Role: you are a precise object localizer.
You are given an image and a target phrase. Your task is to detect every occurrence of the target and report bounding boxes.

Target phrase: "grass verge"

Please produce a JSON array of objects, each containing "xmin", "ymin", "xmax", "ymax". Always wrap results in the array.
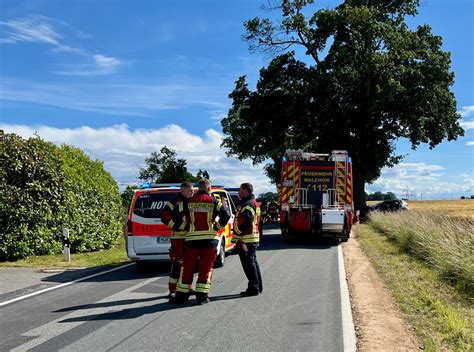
[
  {"xmin": 0, "ymin": 237, "xmax": 130, "ymax": 268},
  {"xmin": 370, "ymin": 210, "xmax": 473, "ymax": 296},
  {"xmin": 360, "ymin": 224, "xmax": 473, "ymax": 351}
]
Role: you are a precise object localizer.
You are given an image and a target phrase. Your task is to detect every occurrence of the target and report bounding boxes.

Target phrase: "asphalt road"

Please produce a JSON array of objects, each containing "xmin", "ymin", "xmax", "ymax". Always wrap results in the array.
[{"xmin": 0, "ymin": 226, "xmax": 345, "ymax": 352}]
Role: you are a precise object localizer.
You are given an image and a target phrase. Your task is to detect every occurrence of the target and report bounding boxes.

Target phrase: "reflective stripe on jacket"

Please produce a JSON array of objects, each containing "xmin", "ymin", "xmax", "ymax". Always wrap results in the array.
[
  {"xmin": 161, "ymin": 194, "xmax": 187, "ymax": 239},
  {"xmin": 173, "ymin": 191, "xmax": 230, "ymax": 243},
  {"xmin": 233, "ymin": 197, "xmax": 260, "ymax": 243}
]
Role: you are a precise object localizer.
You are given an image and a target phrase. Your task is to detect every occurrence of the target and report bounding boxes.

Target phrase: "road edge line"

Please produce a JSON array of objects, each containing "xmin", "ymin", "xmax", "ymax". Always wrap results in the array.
[
  {"xmin": 338, "ymin": 244, "xmax": 357, "ymax": 352},
  {"xmin": 0, "ymin": 263, "xmax": 134, "ymax": 307}
]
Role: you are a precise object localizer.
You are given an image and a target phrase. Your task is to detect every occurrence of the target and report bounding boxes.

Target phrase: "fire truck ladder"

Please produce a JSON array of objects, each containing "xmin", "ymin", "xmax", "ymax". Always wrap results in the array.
[{"xmin": 330, "ymin": 150, "xmax": 349, "ymax": 208}]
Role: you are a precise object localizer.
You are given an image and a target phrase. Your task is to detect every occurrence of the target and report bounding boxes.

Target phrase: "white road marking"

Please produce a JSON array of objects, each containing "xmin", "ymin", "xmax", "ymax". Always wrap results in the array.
[
  {"xmin": 11, "ymin": 276, "xmax": 160, "ymax": 352},
  {"xmin": 338, "ymin": 244, "xmax": 357, "ymax": 352},
  {"xmin": 0, "ymin": 263, "xmax": 134, "ymax": 307}
]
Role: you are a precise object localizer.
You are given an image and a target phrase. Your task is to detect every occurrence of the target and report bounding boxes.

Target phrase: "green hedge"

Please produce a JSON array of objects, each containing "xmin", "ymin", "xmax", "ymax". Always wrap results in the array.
[{"xmin": 0, "ymin": 132, "xmax": 123, "ymax": 261}]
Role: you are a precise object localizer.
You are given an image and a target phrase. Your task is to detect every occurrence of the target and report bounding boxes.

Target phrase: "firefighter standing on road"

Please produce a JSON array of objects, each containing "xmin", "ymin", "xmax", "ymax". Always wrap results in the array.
[
  {"xmin": 233, "ymin": 183, "xmax": 263, "ymax": 296},
  {"xmin": 160, "ymin": 182, "xmax": 193, "ymax": 298},
  {"xmin": 172, "ymin": 179, "xmax": 230, "ymax": 305},
  {"xmin": 267, "ymin": 200, "xmax": 279, "ymax": 222}
]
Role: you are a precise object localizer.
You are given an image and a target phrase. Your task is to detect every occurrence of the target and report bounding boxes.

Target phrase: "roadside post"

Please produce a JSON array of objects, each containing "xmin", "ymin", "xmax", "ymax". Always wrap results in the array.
[{"xmin": 63, "ymin": 228, "xmax": 70, "ymax": 262}]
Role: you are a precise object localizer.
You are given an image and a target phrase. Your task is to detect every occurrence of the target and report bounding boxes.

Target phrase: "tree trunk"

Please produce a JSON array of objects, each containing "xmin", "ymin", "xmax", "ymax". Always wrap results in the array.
[
  {"xmin": 352, "ymin": 168, "xmax": 367, "ymax": 220},
  {"xmin": 273, "ymin": 157, "xmax": 282, "ymax": 186}
]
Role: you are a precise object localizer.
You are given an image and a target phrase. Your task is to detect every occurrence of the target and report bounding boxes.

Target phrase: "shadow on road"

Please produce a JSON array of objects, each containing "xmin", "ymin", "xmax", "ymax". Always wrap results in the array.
[
  {"xmin": 210, "ymin": 293, "xmax": 242, "ymax": 301},
  {"xmin": 53, "ymin": 295, "xmax": 169, "ymax": 313},
  {"xmin": 258, "ymin": 233, "xmax": 337, "ymax": 251},
  {"xmin": 58, "ymin": 294, "xmax": 242, "ymax": 322},
  {"xmin": 40, "ymin": 262, "xmax": 171, "ymax": 284}
]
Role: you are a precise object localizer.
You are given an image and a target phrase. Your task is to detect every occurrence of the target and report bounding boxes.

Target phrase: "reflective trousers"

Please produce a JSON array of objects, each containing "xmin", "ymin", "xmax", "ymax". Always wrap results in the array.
[
  {"xmin": 177, "ymin": 245, "xmax": 216, "ymax": 298},
  {"xmin": 168, "ymin": 239, "xmax": 185, "ymax": 293}
]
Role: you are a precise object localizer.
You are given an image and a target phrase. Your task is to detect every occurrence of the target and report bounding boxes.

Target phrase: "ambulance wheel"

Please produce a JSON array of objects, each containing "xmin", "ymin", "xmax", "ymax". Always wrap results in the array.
[{"xmin": 214, "ymin": 239, "xmax": 226, "ymax": 268}]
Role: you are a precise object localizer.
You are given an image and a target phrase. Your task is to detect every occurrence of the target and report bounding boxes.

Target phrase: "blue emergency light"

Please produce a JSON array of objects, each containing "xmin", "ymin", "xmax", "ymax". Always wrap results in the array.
[{"xmin": 223, "ymin": 187, "xmax": 240, "ymax": 192}]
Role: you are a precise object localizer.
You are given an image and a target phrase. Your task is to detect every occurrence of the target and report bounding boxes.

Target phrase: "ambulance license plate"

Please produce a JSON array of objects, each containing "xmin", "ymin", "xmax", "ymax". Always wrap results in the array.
[{"xmin": 157, "ymin": 236, "xmax": 170, "ymax": 243}]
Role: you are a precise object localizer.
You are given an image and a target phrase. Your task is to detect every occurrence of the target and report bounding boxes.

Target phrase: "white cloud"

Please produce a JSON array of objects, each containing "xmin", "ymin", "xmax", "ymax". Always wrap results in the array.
[
  {"xmin": 0, "ymin": 15, "xmax": 121, "ymax": 76},
  {"xmin": 460, "ymin": 120, "xmax": 474, "ymax": 130},
  {"xmin": 466, "ymin": 141, "xmax": 474, "ymax": 146},
  {"xmin": 0, "ymin": 123, "xmax": 275, "ymax": 194},
  {"xmin": 54, "ymin": 54, "xmax": 122, "ymax": 76},
  {"xmin": 94, "ymin": 54, "xmax": 120, "ymax": 69},
  {"xmin": 0, "ymin": 15, "xmax": 61, "ymax": 45},
  {"xmin": 1, "ymin": 78, "xmax": 228, "ymax": 116},
  {"xmin": 75, "ymin": 30, "xmax": 92, "ymax": 40},
  {"xmin": 368, "ymin": 162, "xmax": 474, "ymax": 198},
  {"xmin": 209, "ymin": 110, "xmax": 228, "ymax": 125},
  {"xmin": 51, "ymin": 44, "xmax": 86, "ymax": 55},
  {"xmin": 458, "ymin": 105, "xmax": 474, "ymax": 118}
]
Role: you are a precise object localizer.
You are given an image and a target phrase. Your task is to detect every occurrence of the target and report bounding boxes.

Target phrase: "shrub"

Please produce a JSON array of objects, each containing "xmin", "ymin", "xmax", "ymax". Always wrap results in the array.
[
  {"xmin": 58, "ymin": 144, "xmax": 123, "ymax": 253},
  {"xmin": 0, "ymin": 133, "xmax": 122, "ymax": 261}
]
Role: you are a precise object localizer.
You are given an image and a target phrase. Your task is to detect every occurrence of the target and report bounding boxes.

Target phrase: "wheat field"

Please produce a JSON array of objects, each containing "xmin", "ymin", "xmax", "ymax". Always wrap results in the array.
[{"xmin": 406, "ymin": 200, "xmax": 474, "ymax": 218}]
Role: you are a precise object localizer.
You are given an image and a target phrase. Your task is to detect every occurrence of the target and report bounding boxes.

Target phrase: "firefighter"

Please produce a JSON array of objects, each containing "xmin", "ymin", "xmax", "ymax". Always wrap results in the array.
[
  {"xmin": 260, "ymin": 202, "xmax": 268, "ymax": 223},
  {"xmin": 160, "ymin": 182, "xmax": 193, "ymax": 298},
  {"xmin": 172, "ymin": 178, "xmax": 230, "ymax": 305},
  {"xmin": 267, "ymin": 200, "xmax": 279, "ymax": 222},
  {"xmin": 232, "ymin": 182, "xmax": 263, "ymax": 296}
]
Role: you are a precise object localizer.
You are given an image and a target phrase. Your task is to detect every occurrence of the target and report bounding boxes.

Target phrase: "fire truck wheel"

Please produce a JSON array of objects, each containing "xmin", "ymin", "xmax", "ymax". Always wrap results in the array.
[{"xmin": 214, "ymin": 239, "xmax": 226, "ymax": 268}]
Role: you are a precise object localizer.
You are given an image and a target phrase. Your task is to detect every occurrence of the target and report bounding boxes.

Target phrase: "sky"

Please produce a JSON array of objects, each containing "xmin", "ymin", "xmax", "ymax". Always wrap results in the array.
[{"xmin": 0, "ymin": 0, "xmax": 473, "ymax": 200}]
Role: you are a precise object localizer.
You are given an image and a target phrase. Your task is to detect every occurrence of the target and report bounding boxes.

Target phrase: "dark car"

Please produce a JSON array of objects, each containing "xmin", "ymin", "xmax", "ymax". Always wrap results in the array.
[{"xmin": 368, "ymin": 199, "xmax": 409, "ymax": 212}]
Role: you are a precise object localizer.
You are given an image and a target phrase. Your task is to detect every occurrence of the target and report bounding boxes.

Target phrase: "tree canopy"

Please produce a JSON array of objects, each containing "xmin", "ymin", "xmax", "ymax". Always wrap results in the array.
[
  {"xmin": 222, "ymin": 0, "xmax": 463, "ymax": 211},
  {"xmin": 366, "ymin": 191, "xmax": 397, "ymax": 201},
  {"xmin": 222, "ymin": 53, "xmax": 312, "ymax": 183},
  {"xmin": 121, "ymin": 184, "xmax": 140, "ymax": 209},
  {"xmin": 138, "ymin": 146, "xmax": 211, "ymax": 184},
  {"xmin": 139, "ymin": 146, "xmax": 196, "ymax": 183},
  {"xmin": 257, "ymin": 192, "xmax": 279, "ymax": 207}
]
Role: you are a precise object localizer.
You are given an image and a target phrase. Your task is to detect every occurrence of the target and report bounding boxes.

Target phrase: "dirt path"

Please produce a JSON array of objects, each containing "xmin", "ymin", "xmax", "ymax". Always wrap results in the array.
[{"xmin": 343, "ymin": 225, "xmax": 420, "ymax": 351}]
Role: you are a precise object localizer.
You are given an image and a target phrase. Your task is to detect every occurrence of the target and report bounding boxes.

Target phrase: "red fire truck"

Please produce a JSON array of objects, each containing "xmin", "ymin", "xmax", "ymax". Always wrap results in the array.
[{"xmin": 279, "ymin": 150, "xmax": 355, "ymax": 241}]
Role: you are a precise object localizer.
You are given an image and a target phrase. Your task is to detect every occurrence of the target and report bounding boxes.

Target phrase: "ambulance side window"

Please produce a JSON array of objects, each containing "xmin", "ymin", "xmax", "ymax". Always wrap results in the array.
[{"xmin": 220, "ymin": 192, "xmax": 236, "ymax": 216}]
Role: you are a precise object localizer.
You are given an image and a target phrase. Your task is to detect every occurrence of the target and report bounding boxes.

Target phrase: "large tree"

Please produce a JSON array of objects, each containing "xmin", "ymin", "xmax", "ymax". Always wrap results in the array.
[
  {"xmin": 222, "ymin": 0, "xmax": 463, "ymax": 212},
  {"xmin": 222, "ymin": 53, "xmax": 313, "ymax": 183}
]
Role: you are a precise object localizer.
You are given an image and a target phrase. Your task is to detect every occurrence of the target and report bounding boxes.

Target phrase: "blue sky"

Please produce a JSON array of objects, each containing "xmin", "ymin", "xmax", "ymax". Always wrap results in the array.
[{"xmin": 0, "ymin": 0, "xmax": 473, "ymax": 199}]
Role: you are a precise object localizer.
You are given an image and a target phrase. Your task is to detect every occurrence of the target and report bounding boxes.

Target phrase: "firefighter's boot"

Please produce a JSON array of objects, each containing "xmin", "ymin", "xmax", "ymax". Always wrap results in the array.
[
  {"xmin": 196, "ymin": 293, "xmax": 210, "ymax": 305},
  {"xmin": 240, "ymin": 289, "xmax": 259, "ymax": 297},
  {"xmin": 170, "ymin": 291, "xmax": 189, "ymax": 305}
]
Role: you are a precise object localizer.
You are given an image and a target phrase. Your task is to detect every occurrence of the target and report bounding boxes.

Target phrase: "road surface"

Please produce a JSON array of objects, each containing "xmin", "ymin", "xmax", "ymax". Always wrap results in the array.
[{"xmin": 0, "ymin": 226, "xmax": 347, "ymax": 351}]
